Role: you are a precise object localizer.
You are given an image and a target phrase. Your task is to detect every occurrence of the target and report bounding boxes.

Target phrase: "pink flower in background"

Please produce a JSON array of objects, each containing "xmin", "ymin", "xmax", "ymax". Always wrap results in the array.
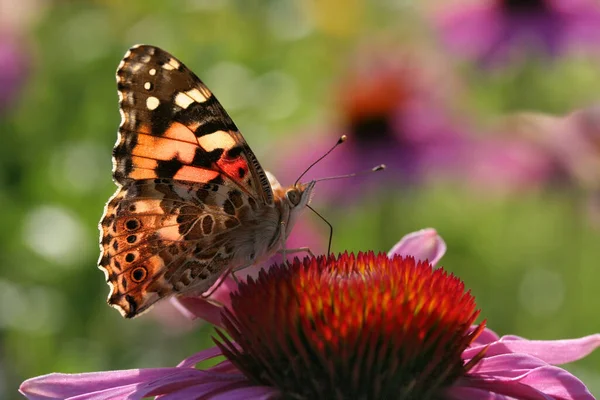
[
  {"xmin": 461, "ymin": 136, "xmax": 564, "ymax": 196},
  {"xmin": 0, "ymin": 34, "xmax": 28, "ymax": 114},
  {"xmin": 544, "ymin": 106, "xmax": 600, "ymax": 226},
  {"xmin": 19, "ymin": 229, "xmax": 600, "ymax": 399},
  {"xmin": 272, "ymin": 49, "xmax": 467, "ymax": 203},
  {"xmin": 550, "ymin": 105, "xmax": 600, "ymax": 190},
  {"xmin": 436, "ymin": 0, "xmax": 600, "ymax": 66}
]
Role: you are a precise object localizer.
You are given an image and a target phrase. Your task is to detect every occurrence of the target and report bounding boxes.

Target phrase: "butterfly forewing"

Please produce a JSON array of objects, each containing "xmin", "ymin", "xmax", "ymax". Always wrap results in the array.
[{"xmin": 113, "ymin": 45, "xmax": 272, "ymax": 203}]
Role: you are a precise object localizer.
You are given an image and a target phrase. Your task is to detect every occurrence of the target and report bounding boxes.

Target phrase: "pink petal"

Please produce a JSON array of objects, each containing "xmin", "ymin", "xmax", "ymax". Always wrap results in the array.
[
  {"xmin": 127, "ymin": 369, "xmax": 218, "ymax": 400},
  {"xmin": 171, "ymin": 273, "xmax": 241, "ymax": 327},
  {"xmin": 387, "ymin": 228, "xmax": 446, "ymax": 266},
  {"xmin": 155, "ymin": 382, "xmax": 259, "ymax": 400},
  {"xmin": 463, "ymin": 334, "xmax": 600, "ymax": 365},
  {"xmin": 467, "ymin": 353, "xmax": 548, "ymax": 378},
  {"xmin": 19, "ymin": 368, "xmax": 194, "ymax": 400},
  {"xmin": 444, "ymin": 386, "xmax": 516, "ymax": 400},
  {"xmin": 210, "ymin": 385, "xmax": 280, "ymax": 400},
  {"xmin": 172, "ymin": 296, "xmax": 227, "ymax": 327},
  {"xmin": 455, "ymin": 365, "xmax": 594, "ymax": 400},
  {"xmin": 176, "ymin": 346, "xmax": 225, "ymax": 368},
  {"xmin": 470, "ymin": 327, "xmax": 501, "ymax": 347},
  {"xmin": 130, "ymin": 370, "xmax": 250, "ymax": 400}
]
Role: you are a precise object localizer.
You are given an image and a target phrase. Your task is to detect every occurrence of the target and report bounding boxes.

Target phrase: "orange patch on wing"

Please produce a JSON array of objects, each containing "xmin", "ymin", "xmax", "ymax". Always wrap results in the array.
[
  {"xmin": 133, "ymin": 133, "xmax": 197, "ymax": 163},
  {"xmin": 138, "ymin": 123, "xmax": 152, "ymax": 134},
  {"xmin": 163, "ymin": 122, "xmax": 198, "ymax": 144},
  {"xmin": 129, "ymin": 169, "xmax": 159, "ymax": 180},
  {"xmin": 131, "ymin": 155, "xmax": 158, "ymax": 170},
  {"xmin": 173, "ymin": 166, "xmax": 219, "ymax": 182}
]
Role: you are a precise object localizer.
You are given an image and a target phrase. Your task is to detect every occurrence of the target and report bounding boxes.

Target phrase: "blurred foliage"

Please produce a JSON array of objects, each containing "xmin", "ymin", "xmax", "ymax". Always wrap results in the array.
[{"xmin": 2, "ymin": 0, "xmax": 600, "ymax": 399}]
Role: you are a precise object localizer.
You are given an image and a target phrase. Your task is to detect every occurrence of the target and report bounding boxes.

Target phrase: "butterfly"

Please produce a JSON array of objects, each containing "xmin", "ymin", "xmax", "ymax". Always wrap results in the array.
[{"xmin": 98, "ymin": 45, "xmax": 316, "ymax": 318}]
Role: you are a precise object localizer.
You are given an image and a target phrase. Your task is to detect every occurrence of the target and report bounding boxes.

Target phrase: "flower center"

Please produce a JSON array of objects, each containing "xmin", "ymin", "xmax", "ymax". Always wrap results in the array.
[
  {"xmin": 338, "ymin": 70, "xmax": 408, "ymax": 146},
  {"xmin": 217, "ymin": 253, "xmax": 486, "ymax": 400},
  {"xmin": 501, "ymin": 0, "xmax": 548, "ymax": 14}
]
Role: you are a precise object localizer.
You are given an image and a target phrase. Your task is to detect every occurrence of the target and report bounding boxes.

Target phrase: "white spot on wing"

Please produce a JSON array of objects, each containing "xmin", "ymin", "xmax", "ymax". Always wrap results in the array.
[
  {"xmin": 174, "ymin": 92, "xmax": 195, "ymax": 109},
  {"xmin": 146, "ymin": 96, "xmax": 160, "ymax": 110},
  {"xmin": 187, "ymin": 88, "xmax": 210, "ymax": 103},
  {"xmin": 144, "ymin": 82, "xmax": 152, "ymax": 90},
  {"xmin": 149, "ymin": 68, "xmax": 157, "ymax": 76},
  {"xmin": 162, "ymin": 60, "xmax": 176, "ymax": 71},
  {"xmin": 169, "ymin": 58, "xmax": 180, "ymax": 69},
  {"xmin": 197, "ymin": 131, "xmax": 236, "ymax": 152}
]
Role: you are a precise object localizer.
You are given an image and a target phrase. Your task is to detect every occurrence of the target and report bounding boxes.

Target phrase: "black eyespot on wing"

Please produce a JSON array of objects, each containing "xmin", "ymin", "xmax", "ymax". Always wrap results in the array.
[
  {"xmin": 126, "ymin": 219, "xmax": 140, "ymax": 231},
  {"xmin": 131, "ymin": 266, "xmax": 147, "ymax": 282}
]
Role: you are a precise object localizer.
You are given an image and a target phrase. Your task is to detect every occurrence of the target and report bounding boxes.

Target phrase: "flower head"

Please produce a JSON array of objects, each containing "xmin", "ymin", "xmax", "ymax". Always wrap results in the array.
[
  {"xmin": 436, "ymin": 0, "xmax": 600, "ymax": 66},
  {"xmin": 216, "ymin": 252, "xmax": 485, "ymax": 399}
]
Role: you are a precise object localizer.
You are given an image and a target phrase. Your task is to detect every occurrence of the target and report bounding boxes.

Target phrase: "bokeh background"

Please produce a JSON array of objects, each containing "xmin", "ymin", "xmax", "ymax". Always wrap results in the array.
[{"xmin": 3, "ymin": 0, "xmax": 600, "ymax": 398}]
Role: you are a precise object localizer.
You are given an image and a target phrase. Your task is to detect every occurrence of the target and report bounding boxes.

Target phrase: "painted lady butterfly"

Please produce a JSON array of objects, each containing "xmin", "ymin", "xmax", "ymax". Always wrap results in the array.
[{"xmin": 99, "ymin": 45, "xmax": 315, "ymax": 318}]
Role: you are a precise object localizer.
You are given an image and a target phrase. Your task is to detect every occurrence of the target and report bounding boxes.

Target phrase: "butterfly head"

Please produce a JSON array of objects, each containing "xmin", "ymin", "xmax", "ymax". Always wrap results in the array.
[
  {"xmin": 267, "ymin": 171, "xmax": 315, "ymax": 226},
  {"xmin": 284, "ymin": 180, "xmax": 316, "ymax": 210}
]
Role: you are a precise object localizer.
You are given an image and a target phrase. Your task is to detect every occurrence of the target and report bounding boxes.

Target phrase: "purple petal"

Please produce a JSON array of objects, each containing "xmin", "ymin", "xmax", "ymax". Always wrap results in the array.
[
  {"xmin": 470, "ymin": 326, "xmax": 501, "ymax": 346},
  {"xmin": 130, "ymin": 369, "xmax": 249, "ymax": 400},
  {"xmin": 210, "ymin": 385, "xmax": 280, "ymax": 400},
  {"xmin": 444, "ymin": 386, "xmax": 516, "ymax": 400},
  {"xmin": 176, "ymin": 346, "xmax": 225, "ymax": 368},
  {"xmin": 172, "ymin": 296, "xmax": 227, "ymax": 327},
  {"xmin": 454, "ymin": 365, "xmax": 594, "ymax": 400},
  {"xmin": 387, "ymin": 228, "xmax": 446, "ymax": 266},
  {"xmin": 19, "ymin": 368, "xmax": 194, "ymax": 400},
  {"xmin": 467, "ymin": 353, "xmax": 548, "ymax": 377},
  {"xmin": 463, "ymin": 334, "xmax": 600, "ymax": 365}
]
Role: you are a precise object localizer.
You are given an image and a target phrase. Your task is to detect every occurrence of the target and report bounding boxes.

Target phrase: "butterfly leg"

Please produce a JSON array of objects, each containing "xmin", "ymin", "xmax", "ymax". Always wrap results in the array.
[
  {"xmin": 279, "ymin": 221, "xmax": 288, "ymax": 260},
  {"xmin": 277, "ymin": 247, "xmax": 315, "ymax": 258},
  {"xmin": 230, "ymin": 271, "xmax": 241, "ymax": 284}
]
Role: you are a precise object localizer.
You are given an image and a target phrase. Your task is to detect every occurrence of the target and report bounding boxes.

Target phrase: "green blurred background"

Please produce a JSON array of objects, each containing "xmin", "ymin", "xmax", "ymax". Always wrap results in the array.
[{"xmin": 2, "ymin": 0, "xmax": 600, "ymax": 398}]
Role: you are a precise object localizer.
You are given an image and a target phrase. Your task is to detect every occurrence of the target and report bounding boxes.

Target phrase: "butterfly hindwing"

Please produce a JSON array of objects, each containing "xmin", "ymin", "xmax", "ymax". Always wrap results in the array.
[
  {"xmin": 99, "ymin": 179, "xmax": 257, "ymax": 317},
  {"xmin": 114, "ymin": 45, "xmax": 273, "ymax": 204}
]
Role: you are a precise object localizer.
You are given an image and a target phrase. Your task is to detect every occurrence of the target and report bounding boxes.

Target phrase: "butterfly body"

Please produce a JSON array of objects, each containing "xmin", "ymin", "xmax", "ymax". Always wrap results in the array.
[{"xmin": 99, "ymin": 45, "xmax": 314, "ymax": 318}]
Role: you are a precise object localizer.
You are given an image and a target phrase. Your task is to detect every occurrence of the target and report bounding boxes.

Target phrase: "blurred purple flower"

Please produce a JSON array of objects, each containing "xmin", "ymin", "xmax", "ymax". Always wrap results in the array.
[
  {"xmin": 20, "ymin": 229, "xmax": 600, "ymax": 399},
  {"xmin": 272, "ymin": 50, "xmax": 467, "ymax": 203},
  {"xmin": 550, "ymin": 105, "xmax": 600, "ymax": 190},
  {"xmin": 460, "ymin": 136, "xmax": 564, "ymax": 195},
  {"xmin": 436, "ymin": 0, "xmax": 600, "ymax": 66},
  {"xmin": 0, "ymin": 34, "xmax": 28, "ymax": 113},
  {"xmin": 543, "ymin": 106, "xmax": 600, "ymax": 226}
]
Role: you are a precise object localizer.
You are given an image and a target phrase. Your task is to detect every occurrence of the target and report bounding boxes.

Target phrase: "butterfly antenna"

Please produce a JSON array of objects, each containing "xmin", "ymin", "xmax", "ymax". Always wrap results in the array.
[
  {"xmin": 295, "ymin": 135, "xmax": 348, "ymax": 186},
  {"xmin": 314, "ymin": 164, "xmax": 386, "ymax": 183},
  {"xmin": 307, "ymin": 205, "xmax": 333, "ymax": 254}
]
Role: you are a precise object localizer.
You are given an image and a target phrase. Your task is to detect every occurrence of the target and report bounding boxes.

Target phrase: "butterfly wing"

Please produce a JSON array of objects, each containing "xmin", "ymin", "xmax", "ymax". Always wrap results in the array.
[
  {"xmin": 113, "ymin": 44, "xmax": 273, "ymax": 202},
  {"xmin": 99, "ymin": 45, "xmax": 275, "ymax": 318}
]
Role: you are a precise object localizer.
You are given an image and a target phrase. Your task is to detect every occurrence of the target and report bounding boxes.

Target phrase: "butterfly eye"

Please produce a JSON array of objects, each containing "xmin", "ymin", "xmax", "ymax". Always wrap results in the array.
[{"xmin": 286, "ymin": 189, "xmax": 301, "ymax": 206}]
